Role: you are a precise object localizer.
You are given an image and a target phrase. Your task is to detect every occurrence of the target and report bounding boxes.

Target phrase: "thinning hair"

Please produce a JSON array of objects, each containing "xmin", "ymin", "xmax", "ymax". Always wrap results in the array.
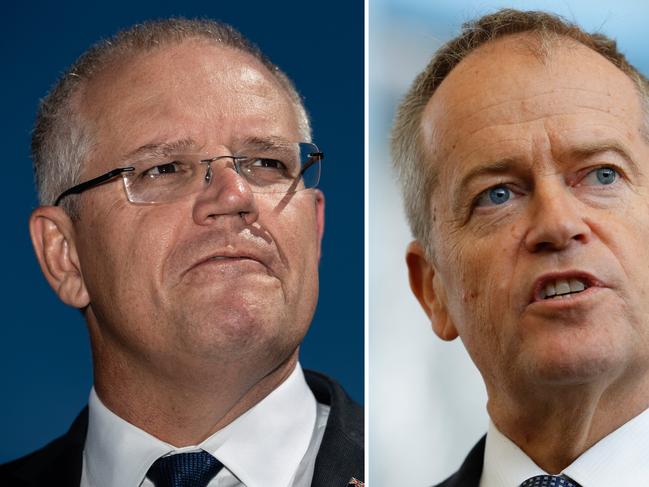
[
  {"xmin": 32, "ymin": 17, "xmax": 310, "ymax": 215},
  {"xmin": 391, "ymin": 8, "xmax": 649, "ymax": 257}
]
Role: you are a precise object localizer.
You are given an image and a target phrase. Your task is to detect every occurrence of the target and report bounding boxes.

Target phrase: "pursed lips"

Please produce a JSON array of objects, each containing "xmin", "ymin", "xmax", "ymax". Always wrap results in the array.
[{"xmin": 183, "ymin": 250, "xmax": 275, "ymax": 278}]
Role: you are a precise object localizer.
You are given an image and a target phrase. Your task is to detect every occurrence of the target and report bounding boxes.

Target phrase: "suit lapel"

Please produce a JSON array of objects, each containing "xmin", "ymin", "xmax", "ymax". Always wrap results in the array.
[
  {"xmin": 305, "ymin": 370, "xmax": 364, "ymax": 487},
  {"xmin": 3, "ymin": 407, "xmax": 87, "ymax": 486},
  {"xmin": 434, "ymin": 436, "xmax": 485, "ymax": 487}
]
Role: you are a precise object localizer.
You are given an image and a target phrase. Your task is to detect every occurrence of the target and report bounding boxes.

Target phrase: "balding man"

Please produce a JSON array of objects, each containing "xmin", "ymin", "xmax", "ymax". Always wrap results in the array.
[
  {"xmin": 1, "ymin": 18, "xmax": 363, "ymax": 487},
  {"xmin": 393, "ymin": 9, "xmax": 649, "ymax": 487}
]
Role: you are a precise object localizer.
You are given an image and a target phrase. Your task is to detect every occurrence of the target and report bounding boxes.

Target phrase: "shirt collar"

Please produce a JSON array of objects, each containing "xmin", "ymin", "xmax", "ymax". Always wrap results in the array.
[
  {"xmin": 84, "ymin": 363, "xmax": 317, "ymax": 487},
  {"xmin": 481, "ymin": 407, "xmax": 649, "ymax": 487},
  {"xmin": 563, "ymin": 406, "xmax": 649, "ymax": 486},
  {"xmin": 481, "ymin": 420, "xmax": 545, "ymax": 487}
]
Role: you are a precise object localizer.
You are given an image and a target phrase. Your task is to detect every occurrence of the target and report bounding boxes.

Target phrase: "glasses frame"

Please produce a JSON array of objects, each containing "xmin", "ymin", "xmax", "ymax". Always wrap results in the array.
[{"xmin": 53, "ymin": 144, "xmax": 324, "ymax": 206}]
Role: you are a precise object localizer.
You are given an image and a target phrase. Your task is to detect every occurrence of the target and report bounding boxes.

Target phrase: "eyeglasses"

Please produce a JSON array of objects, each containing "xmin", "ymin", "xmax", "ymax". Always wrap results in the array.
[{"xmin": 54, "ymin": 142, "xmax": 323, "ymax": 206}]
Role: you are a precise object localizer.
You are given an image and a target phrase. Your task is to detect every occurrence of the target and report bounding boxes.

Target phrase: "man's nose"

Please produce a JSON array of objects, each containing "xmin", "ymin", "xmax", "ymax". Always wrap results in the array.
[
  {"xmin": 523, "ymin": 184, "xmax": 591, "ymax": 253},
  {"xmin": 192, "ymin": 162, "xmax": 259, "ymax": 226}
]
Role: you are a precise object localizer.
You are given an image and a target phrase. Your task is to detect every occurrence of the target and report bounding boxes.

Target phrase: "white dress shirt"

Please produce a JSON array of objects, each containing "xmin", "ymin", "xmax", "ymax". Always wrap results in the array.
[
  {"xmin": 480, "ymin": 407, "xmax": 649, "ymax": 486},
  {"xmin": 81, "ymin": 363, "xmax": 330, "ymax": 487}
]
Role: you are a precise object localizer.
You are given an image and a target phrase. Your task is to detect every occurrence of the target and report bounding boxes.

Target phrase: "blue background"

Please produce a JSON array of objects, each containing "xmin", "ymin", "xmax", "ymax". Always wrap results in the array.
[{"xmin": 1, "ymin": 0, "xmax": 363, "ymax": 462}]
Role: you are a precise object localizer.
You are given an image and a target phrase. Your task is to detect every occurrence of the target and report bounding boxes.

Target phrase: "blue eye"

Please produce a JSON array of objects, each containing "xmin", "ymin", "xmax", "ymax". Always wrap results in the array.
[
  {"xmin": 592, "ymin": 167, "xmax": 617, "ymax": 185},
  {"xmin": 580, "ymin": 166, "xmax": 618, "ymax": 186},
  {"xmin": 475, "ymin": 185, "xmax": 512, "ymax": 207}
]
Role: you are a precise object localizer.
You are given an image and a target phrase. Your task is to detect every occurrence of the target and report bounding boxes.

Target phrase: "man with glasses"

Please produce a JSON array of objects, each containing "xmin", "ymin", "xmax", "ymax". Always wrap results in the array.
[{"xmin": 1, "ymin": 18, "xmax": 362, "ymax": 487}]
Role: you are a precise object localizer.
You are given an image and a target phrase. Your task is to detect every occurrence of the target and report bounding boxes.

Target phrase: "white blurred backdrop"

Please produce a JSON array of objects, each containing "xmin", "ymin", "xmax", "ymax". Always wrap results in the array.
[{"xmin": 369, "ymin": 1, "xmax": 649, "ymax": 485}]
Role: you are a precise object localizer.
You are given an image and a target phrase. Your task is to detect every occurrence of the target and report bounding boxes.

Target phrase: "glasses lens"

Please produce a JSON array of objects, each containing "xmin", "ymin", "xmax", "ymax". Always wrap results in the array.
[
  {"xmin": 121, "ymin": 142, "xmax": 323, "ymax": 203},
  {"xmin": 298, "ymin": 142, "xmax": 322, "ymax": 192},
  {"xmin": 236, "ymin": 142, "xmax": 322, "ymax": 194},
  {"xmin": 123, "ymin": 155, "xmax": 203, "ymax": 204}
]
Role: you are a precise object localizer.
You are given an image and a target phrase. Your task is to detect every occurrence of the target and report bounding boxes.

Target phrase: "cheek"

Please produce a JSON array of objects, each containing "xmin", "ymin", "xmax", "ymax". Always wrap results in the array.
[
  {"xmin": 80, "ymin": 211, "xmax": 175, "ymax": 311},
  {"xmin": 268, "ymin": 194, "xmax": 319, "ymax": 257},
  {"xmin": 440, "ymin": 222, "xmax": 522, "ymax": 359},
  {"xmin": 266, "ymin": 196, "xmax": 320, "ymax": 305},
  {"xmin": 593, "ymin": 203, "xmax": 649, "ymax": 323},
  {"xmin": 444, "ymin": 223, "xmax": 518, "ymax": 306}
]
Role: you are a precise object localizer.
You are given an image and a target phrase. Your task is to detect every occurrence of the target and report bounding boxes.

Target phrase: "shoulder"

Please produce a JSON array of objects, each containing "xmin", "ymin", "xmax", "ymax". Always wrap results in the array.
[
  {"xmin": 304, "ymin": 369, "xmax": 363, "ymax": 444},
  {"xmin": 304, "ymin": 370, "xmax": 364, "ymax": 486},
  {"xmin": 0, "ymin": 408, "xmax": 88, "ymax": 487},
  {"xmin": 433, "ymin": 436, "xmax": 485, "ymax": 487}
]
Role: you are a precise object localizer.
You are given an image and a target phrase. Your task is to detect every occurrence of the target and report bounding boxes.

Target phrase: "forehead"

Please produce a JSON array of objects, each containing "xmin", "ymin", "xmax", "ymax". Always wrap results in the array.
[
  {"xmin": 79, "ymin": 39, "xmax": 302, "ymax": 168},
  {"xmin": 420, "ymin": 34, "xmax": 645, "ymax": 183}
]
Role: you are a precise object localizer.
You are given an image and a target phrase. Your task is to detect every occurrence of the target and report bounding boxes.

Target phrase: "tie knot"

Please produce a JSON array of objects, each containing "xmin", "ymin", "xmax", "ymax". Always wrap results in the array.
[
  {"xmin": 147, "ymin": 450, "xmax": 223, "ymax": 487},
  {"xmin": 520, "ymin": 475, "xmax": 581, "ymax": 487}
]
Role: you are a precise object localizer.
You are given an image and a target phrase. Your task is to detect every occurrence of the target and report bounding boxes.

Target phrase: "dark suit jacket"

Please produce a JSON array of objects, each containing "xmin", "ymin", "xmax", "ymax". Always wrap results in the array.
[
  {"xmin": 433, "ymin": 436, "xmax": 485, "ymax": 487},
  {"xmin": 0, "ymin": 370, "xmax": 364, "ymax": 487}
]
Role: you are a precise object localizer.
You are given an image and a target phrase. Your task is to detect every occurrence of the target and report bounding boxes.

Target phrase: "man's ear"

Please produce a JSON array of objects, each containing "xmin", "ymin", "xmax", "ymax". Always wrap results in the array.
[
  {"xmin": 29, "ymin": 206, "xmax": 90, "ymax": 309},
  {"xmin": 406, "ymin": 240, "xmax": 459, "ymax": 341},
  {"xmin": 314, "ymin": 190, "xmax": 325, "ymax": 262}
]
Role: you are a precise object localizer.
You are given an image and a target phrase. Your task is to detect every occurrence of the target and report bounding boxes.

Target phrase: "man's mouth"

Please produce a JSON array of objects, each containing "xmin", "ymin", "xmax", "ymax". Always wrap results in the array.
[
  {"xmin": 203, "ymin": 255, "xmax": 263, "ymax": 267},
  {"xmin": 531, "ymin": 272, "xmax": 602, "ymax": 303},
  {"xmin": 538, "ymin": 278, "xmax": 589, "ymax": 300},
  {"xmin": 182, "ymin": 253, "xmax": 266, "ymax": 277}
]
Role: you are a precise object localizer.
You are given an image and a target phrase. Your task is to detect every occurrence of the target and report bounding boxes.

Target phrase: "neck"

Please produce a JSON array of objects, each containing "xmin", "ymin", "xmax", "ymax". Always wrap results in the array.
[
  {"xmin": 487, "ymin": 372, "xmax": 649, "ymax": 473},
  {"xmin": 92, "ymin": 341, "xmax": 299, "ymax": 447}
]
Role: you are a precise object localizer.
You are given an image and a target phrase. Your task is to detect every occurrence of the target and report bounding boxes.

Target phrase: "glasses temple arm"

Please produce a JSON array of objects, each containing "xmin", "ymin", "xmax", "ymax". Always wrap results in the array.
[
  {"xmin": 54, "ymin": 167, "xmax": 135, "ymax": 206},
  {"xmin": 299, "ymin": 152, "xmax": 324, "ymax": 176}
]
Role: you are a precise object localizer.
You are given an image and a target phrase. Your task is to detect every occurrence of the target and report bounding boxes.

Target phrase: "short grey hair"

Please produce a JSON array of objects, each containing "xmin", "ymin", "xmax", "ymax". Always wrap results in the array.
[
  {"xmin": 32, "ymin": 17, "xmax": 311, "ymax": 215},
  {"xmin": 391, "ymin": 8, "xmax": 649, "ymax": 256}
]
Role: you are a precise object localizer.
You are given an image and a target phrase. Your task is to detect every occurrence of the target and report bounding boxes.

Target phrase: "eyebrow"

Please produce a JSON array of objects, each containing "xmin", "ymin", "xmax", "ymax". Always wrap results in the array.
[
  {"xmin": 565, "ymin": 141, "xmax": 640, "ymax": 176},
  {"xmin": 237, "ymin": 135, "xmax": 294, "ymax": 152},
  {"xmin": 119, "ymin": 135, "xmax": 297, "ymax": 164},
  {"xmin": 121, "ymin": 137, "xmax": 200, "ymax": 163}
]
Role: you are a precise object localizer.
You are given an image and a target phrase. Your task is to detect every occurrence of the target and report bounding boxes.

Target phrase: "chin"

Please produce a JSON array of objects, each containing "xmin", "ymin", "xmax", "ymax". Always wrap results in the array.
[
  {"xmin": 525, "ymin": 345, "xmax": 625, "ymax": 386},
  {"xmin": 185, "ymin": 309, "xmax": 274, "ymax": 349},
  {"xmin": 511, "ymin": 314, "xmax": 636, "ymax": 386},
  {"xmin": 177, "ymin": 302, "xmax": 303, "ymax": 363}
]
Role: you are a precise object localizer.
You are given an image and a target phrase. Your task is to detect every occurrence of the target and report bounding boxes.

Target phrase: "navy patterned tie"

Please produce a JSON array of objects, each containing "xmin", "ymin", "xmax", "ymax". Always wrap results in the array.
[
  {"xmin": 520, "ymin": 475, "xmax": 581, "ymax": 487},
  {"xmin": 146, "ymin": 451, "xmax": 223, "ymax": 487}
]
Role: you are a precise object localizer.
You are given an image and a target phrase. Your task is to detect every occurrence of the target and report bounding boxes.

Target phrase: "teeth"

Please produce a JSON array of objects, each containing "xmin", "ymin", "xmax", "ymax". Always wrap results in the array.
[
  {"xmin": 569, "ymin": 278, "xmax": 585, "ymax": 293},
  {"xmin": 540, "ymin": 277, "xmax": 588, "ymax": 299},
  {"xmin": 544, "ymin": 282, "xmax": 556, "ymax": 298},
  {"xmin": 556, "ymin": 279, "xmax": 570, "ymax": 295}
]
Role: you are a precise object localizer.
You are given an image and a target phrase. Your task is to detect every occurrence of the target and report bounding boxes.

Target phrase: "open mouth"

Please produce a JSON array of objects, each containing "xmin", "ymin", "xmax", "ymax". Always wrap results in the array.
[{"xmin": 538, "ymin": 277, "xmax": 590, "ymax": 300}]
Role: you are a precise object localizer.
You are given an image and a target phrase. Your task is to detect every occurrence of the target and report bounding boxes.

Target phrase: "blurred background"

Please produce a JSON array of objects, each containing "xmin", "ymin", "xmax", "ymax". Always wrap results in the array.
[
  {"xmin": 369, "ymin": 0, "xmax": 649, "ymax": 485},
  {"xmin": 1, "ymin": 0, "xmax": 362, "ymax": 462}
]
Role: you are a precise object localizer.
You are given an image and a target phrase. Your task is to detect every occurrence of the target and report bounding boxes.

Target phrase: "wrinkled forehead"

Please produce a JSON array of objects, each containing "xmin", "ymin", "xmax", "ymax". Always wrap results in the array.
[
  {"xmin": 419, "ymin": 34, "xmax": 645, "ymax": 187},
  {"xmin": 75, "ymin": 39, "xmax": 306, "ymax": 172}
]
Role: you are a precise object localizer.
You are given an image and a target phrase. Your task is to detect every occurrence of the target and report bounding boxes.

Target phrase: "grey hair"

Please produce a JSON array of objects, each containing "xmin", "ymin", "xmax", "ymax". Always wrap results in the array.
[
  {"xmin": 32, "ymin": 17, "xmax": 311, "ymax": 215},
  {"xmin": 391, "ymin": 8, "xmax": 649, "ymax": 257}
]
